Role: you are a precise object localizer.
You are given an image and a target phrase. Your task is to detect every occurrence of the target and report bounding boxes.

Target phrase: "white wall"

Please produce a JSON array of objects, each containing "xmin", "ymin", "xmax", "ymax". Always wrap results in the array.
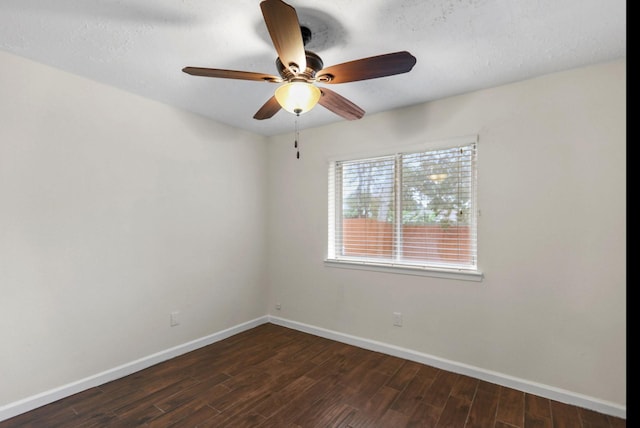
[
  {"xmin": 0, "ymin": 50, "xmax": 269, "ymax": 406},
  {"xmin": 267, "ymin": 59, "xmax": 626, "ymax": 410}
]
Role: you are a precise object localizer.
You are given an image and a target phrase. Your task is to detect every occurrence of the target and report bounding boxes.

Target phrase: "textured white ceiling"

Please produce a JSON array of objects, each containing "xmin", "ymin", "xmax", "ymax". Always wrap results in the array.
[{"xmin": 0, "ymin": 0, "xmax": 626, "ymax": 136}]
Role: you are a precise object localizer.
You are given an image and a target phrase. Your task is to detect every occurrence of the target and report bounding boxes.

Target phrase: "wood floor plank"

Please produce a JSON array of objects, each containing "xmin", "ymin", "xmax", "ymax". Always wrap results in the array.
[
  {"xmin": 112, "ymin": 377, "xmax": 198, "ymax": 416},
  {"xmin": 308, "ymin": 341, "xmax": 353, "ymax": 366},
  {"xmin": 69, "ymin": 388, "xmax": 115, "ymax": 414},
  {"xmin": 87, "ymin": 383, "xmax": 158, "ymax": 415},
  {"xmin": 450, "ymin": 374, "xmax": 479, "ymax": 403},
  {"xmin": 73, "ymin": 411, "xmax": 120, "ymax": 428},
  {"xmin": 0, "ymin": 324, "xmax": 625, "ymax": 428},
  {"xmin": 608, "ymin": 415, "xmax": 627, "ymax": 428},
  {"xmin": 342, "ymin": 369, "xmax": 390, "ymax": 410},
  {"xmin": 422, "ymin": 370, "xmax": 459, "ymax": 409},
  {"xmin": 292, "ymin": 388, "xmax": 353, "ymax": 426},
  {"xmin": 524, "ymin": 393, "xmax": 552, "ymax": 428},
  {"xmin": 344, "ymin": 385, "xmax": 400, "ymax": 427},
  {"xmin": 495, "ymin": 422, "xmax": 519, "ymax": 428},
  {"xmin": 579, "ymin": 407, "xmax": 614, "ymax": 428},
  {"xmin": 253, "ymin": 355, "xmax": 318, "ymax": 390},
  {"xmin": 378, "ymin": 408, "xmax": 411, "ymax": 427},
  {"xmin": 206, "ymin": 408, "xmax": 267, "ymax": 428},
  {"xmin": 390, "ymin": 365, "xmax": 436, "ymax": 416},
  {"xmin": 407, "ymin": 401, "xmax": 443, "ymax": 428},
  {"xmin": 550, "ymin": 400, "xmax": 583, "ymax": 428},
  {"xmin": 208, "ymin": 374, "xmax": 271, "ymax": 414},
  {"xmin": 251, "ymin": 375, "xmax": 318, "ymax": 419},
  {"xmin": 387, "ymin": 360, "xmax": 423, "ymax": 391},
  {"xmin": 153, "ymin": 373, "xmax": 230, "ymax": 413},
  {"xmin": 337, "ymin": 349, "xmax": 387, "ymax": 386},
  {"xmin": 524, "ymin": 412, "xmax": 553, "ymax": 428},
  {"xmin": 202, "ymin": 390, "xmax": 272, "ymax": 427},
  {"xmin": 375, "ymin": 353, "xmax": 409, "ymax": 377},
  {"xmin": 477, "ymin": 379, "xmax": 501, "ymax": 396},
  {"xmin": 324, "ymin": 405, "xmax": 358, "ymax": 428},
  {"xmin": 436, "ymin": 395, "xmax": 472, "ymax": 428},
  {"xmin": 145, "ymin": 398, "xmax": 217, "ymax": 427},
  {"xmin": 496, "ymin": 386, "xmax": 525, "ymax": 427},
  {"xmin": 465, "ymin": 388, "xmax": 500, "ymax": 428},
  {"xmin": 525, "ymin": 393, "xmax": 552, "ymax": 419},
  {"xmin": 112, "ymin": 403, "xmax": 164, "ymax": 426},
  {"xmin": 259, "ymin": 373, "xmax": 344, "ymax": 426}
]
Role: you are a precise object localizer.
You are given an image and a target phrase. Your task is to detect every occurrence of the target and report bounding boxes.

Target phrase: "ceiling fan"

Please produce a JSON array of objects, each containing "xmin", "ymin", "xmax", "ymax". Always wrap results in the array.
[{"xmin": 182, "ymin": 0, "xmax": 417, "ymax": 121}]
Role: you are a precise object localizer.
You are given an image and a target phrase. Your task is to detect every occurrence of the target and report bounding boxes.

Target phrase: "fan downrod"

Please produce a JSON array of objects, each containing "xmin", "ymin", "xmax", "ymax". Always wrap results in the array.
[{"xmin": 301, "ymin": 26, "xmax": 312, "ymax": 46}]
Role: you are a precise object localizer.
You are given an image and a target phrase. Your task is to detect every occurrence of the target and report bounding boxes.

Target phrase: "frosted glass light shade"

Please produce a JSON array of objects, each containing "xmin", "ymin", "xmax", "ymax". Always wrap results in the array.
[{"xmin": 274, "ymin": 82, "xmax": 321, "ymax": 115}]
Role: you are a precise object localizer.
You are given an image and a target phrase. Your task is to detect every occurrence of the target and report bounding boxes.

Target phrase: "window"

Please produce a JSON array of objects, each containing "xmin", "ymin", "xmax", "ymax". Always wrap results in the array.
[{"xmin": 327, "ymin": 136, "xmax": 480, "ymax": 279}]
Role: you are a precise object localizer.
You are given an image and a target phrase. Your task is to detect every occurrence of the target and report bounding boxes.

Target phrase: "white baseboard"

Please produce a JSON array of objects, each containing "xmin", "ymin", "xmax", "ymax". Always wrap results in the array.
[
  {"xmin": 0, "ymin": 316, "xmax": 269, "ymax": 422},
  {"xmin": 1, "ymin": 315, "xmax": 625, "ymax": 422},
  {"xmin": 268, "ymin": 316, "xmax": 626, "ymax": 420}
]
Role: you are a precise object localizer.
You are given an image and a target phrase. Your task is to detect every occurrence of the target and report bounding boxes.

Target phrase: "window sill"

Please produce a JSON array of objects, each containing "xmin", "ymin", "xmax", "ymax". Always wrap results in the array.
[{"xmin": 324, "ymin": 259, "xmax": 484, "ymax": 282}]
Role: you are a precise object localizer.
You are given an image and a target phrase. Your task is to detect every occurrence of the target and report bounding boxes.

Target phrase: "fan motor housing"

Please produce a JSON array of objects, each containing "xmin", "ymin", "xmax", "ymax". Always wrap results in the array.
[{"xmin": 277, "ymin": 51, "xmax": 324, "ymax": 82}]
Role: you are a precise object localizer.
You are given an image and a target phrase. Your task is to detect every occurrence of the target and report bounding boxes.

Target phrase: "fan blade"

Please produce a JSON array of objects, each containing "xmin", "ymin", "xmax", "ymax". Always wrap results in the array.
[
  {"xmin": 182, "ymin": 67, "xmax": 281, "ymax": 83},
  {"xmin": 318, "ymin": 88, "xmax": 365, "ymax": 120},
  {"xmin": 316, "ymin": 51, "xmax": 417, "ymax": 84},
  {"xmin": 260, "ymin": 0, "xmax": 306, "ymax": 74},
  {"xmin": 253, "ymin": 96, "xmax": 282, "ymax": 120}
]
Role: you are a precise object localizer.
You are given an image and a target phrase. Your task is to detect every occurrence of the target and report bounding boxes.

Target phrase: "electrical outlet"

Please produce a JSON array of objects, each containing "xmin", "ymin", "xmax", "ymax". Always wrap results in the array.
[
  {"xmin": 170, "ymin": 311, "xmax": 180, "ymax": 327},
  {"xmin": 275, "ymin": 303, "xmax": 282, "ymax": 311},
  {"xmin": 393, "ymin": 312, "xmax": 403, "ymax": 327}
]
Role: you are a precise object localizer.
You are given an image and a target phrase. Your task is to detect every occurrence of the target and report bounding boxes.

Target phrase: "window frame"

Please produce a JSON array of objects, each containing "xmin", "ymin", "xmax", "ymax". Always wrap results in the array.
[{"xmin": 325, "ymin": 135, "xmax": 483, "ymax": 282}]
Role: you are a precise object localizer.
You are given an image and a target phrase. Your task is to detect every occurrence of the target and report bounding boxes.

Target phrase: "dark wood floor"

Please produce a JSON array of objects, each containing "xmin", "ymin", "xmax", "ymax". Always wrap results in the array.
[{"xmin": 0, "ymin": 323, "xmax": 626, "ymax": 428}]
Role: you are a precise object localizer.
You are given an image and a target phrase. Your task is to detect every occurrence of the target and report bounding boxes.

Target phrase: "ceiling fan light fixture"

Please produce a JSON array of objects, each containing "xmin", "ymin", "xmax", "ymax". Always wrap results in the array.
[
  {"xmin": 274, "ymin": 81, "xmax": 321, "ymax": 115},
  {"xmin": 183, "ymin": 0, "xmax": 416, "ymax": 121}
]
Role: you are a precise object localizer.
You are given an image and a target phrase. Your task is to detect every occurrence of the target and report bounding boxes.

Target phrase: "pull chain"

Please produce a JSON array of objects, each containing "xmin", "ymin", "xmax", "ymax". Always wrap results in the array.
[{"xmin": 294, "ymin": 115, "xmax": 300, "ymax": 159}]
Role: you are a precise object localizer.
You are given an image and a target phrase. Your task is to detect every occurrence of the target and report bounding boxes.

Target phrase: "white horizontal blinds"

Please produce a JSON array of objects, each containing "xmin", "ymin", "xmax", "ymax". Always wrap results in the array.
[
  {"xmin": 401, "ymin": 143, "xmax": 477, "ymax": 269},
  {"xmin": 337, "ymin": 156, "xmax": 396, "ymax": 262},
  {"xmin": 329, "ymin": 139, "xmax": 478, "ymax": 272}
]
